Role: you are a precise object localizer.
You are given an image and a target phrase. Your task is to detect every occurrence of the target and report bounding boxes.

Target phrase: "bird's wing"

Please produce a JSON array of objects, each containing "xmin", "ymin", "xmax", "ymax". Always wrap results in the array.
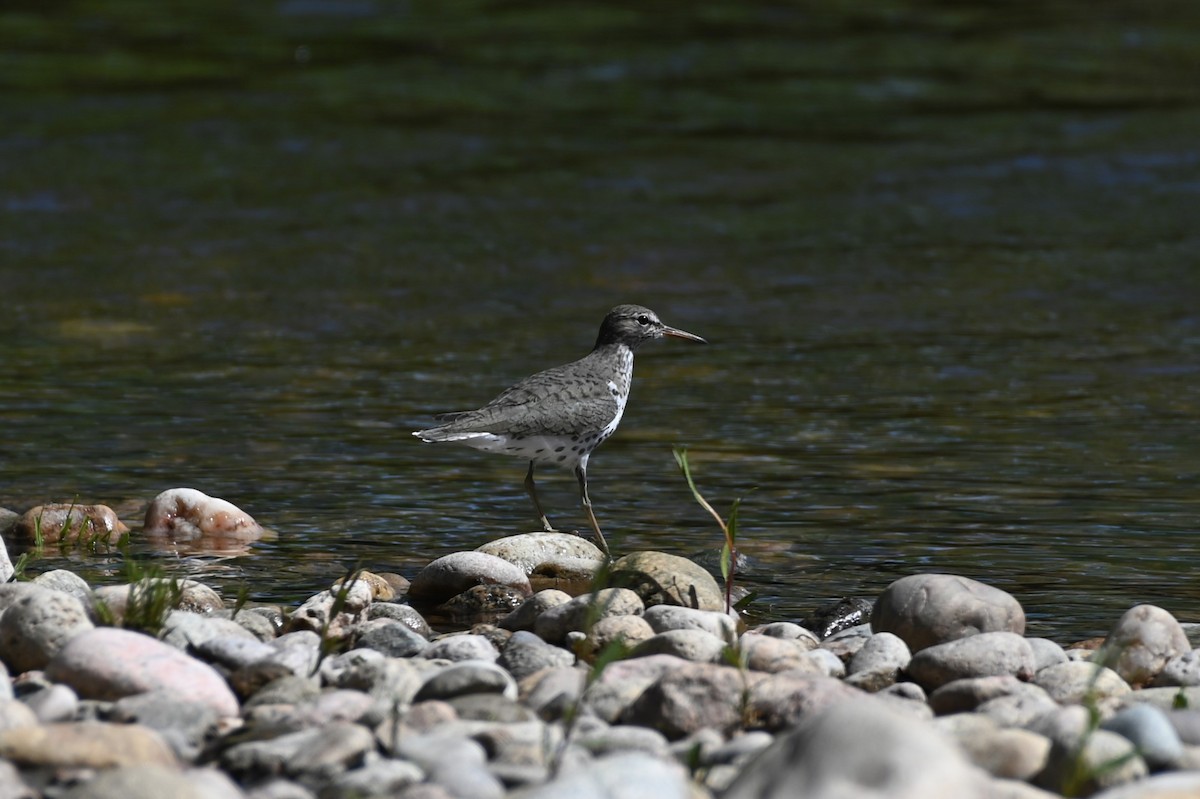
[{"xmin": 428, "ymin": 358, "xmax": 615, "ymax": 436}]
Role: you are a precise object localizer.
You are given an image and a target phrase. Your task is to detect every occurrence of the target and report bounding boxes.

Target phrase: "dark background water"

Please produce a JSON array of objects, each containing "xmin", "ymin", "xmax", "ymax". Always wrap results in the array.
[{"xmin": 3, "ymin": 1, "xmax": 1199, "ymax": 641}]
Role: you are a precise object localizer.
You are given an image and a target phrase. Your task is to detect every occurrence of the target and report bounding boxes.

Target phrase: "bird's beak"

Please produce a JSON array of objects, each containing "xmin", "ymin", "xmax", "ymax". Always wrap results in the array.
[{"xmin": 662, "ymin": 325, "xmax": 707, "ymax": 344}]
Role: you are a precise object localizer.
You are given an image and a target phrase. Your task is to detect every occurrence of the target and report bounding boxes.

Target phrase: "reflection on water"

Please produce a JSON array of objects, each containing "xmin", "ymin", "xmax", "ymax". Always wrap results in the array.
[{"xmin": 2, "ymin": 1, "xmax": 1199, "ymax": 641}]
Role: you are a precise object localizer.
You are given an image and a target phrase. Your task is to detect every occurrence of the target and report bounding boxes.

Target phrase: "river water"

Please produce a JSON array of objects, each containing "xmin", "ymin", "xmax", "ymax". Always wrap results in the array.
[{"xmin": 3, "ymin": 2, "xmax": 1199, "ymax": 640}]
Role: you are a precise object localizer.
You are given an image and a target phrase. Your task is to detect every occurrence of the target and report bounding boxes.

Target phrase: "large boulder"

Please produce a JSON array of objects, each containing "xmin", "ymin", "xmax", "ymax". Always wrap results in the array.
[{"xmin": 872, "ymin": 574, "xmax": 1025, "ymax": 652}]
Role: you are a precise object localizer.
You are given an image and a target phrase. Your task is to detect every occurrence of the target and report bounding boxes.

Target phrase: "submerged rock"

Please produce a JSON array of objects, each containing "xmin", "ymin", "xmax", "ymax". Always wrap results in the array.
[{"xmin": 11, "ymin": 503, "xmax": 128, "ymax": 545}]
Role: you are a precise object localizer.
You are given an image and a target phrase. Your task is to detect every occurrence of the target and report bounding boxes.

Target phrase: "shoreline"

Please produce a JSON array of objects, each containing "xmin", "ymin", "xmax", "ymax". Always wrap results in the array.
[{"xmin": 1, "ymin": 500, "xmax": 1199, "ymax": 798}]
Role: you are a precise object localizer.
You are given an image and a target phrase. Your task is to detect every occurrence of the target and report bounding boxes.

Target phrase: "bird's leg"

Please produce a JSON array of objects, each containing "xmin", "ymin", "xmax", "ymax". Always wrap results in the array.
[
  {"xmin": 525, "ymin": 462, "xmax": 556, "ymax": 533},
  {"xmin": 574, "ymin": 464, "xmax": 610, "ymax": 557}
]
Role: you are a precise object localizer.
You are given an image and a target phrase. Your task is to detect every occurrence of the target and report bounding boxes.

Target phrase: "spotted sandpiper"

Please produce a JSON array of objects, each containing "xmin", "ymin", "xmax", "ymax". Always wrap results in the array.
[{"xmin": 413, "ymin": 304, "xmax": 706, "ymax": 556}]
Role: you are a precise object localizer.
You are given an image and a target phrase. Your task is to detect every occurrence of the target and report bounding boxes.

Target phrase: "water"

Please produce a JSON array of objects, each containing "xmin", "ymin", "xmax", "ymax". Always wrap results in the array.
[{"xmin": 3, "ymin": 1, "xmax": 1199, "ymax": 641}]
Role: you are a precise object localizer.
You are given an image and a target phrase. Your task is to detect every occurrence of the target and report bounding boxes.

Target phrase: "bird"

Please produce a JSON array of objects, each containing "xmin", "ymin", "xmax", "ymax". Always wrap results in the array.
[{"xmin": 413, "ymin": 304, "xmax": 706, "ymax": 556}]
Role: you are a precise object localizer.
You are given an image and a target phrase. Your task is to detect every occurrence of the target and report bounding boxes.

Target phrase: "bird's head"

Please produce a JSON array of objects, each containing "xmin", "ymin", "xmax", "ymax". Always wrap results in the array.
[{"xmin": 594, "ymin": 304, "xmax": 707, "ymax": 350}]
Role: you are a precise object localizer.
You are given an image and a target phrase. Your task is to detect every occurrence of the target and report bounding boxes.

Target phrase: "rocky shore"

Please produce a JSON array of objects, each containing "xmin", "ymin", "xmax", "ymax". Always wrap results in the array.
[{"xmin": 1, "ymin": 492, "xmax": 1199, "ymax": 798}]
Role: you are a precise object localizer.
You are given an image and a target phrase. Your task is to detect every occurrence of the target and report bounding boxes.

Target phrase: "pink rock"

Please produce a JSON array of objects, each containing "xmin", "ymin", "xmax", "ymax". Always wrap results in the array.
[
  {"xmin": 45, "ymin": 627, "xmax": 239, "ymax": 717},
  {"xmin": 142, "ymin": 488, "xmax": 263, "ymax": 542}
]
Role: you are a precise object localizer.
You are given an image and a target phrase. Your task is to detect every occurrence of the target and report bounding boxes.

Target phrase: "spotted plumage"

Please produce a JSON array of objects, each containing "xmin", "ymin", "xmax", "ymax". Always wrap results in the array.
[{"xmin": 414, "ymin": 304, "xmax": 705, "ymax": 555}]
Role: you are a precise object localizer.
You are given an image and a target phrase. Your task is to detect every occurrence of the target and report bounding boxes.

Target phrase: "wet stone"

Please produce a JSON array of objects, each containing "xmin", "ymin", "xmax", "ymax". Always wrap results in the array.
[{"xmin": 802, "ymin": 597, "xmax": 874, "ymax": 639}]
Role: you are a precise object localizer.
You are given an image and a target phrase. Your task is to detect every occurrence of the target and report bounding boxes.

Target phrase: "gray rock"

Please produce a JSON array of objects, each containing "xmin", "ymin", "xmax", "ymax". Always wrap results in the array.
[
  {"xmin": 1036, "ymin": 727, "xmax": 1148, "ymax": 795},
  {"xmin": 1102, "ymin": 604, "xmax": 1190, "ymax": 687},
  {"xmin": 448, "ymin": 692, "xmax": 537, "ymax": 722},
  {"xmin": 509, "ymin": 750, "xmax": 691, "ymax": 799},
  {"xmin": 1028, "ymin": 704, "xmax": 1093, "ymax": 749},
  {"xmin": 59, "ymin": 764, "xmax": 245, "ymax": 799},
  {"xmin": 323, "ymin": 758, "xmax": 424, "ymax": 798},
  {"xmin": 749, "ymin": 622, "xmax": 821, "ymax": 648},
  {"xmin": 584, "ymin": 654, "xmax": 692, "ymax": 723},
  {"xmin": 739, "ymin": 633, "xmax": 823, "ymax": 674},
  {"xmin": 476, "ymin": 531, "xmax": 605, "ymax": 573},
  {"xmin": 846, "ymin": 631, "xmax": 911, "ymax": 690},
  {"xmin": 0, "ymin": 585, "xmax": 94, "ymax": 672},
  {"xmin": 319, "ymin": 649, "xmax": 386, "ymax": 688},
  {"xmin": 722, "ymin": 698, "xmax": 987, "ymax": 798},
  {"xmin": 880, "ymin": 681, "xmax": 926, "ymax": 703},
  {"xmin": 0, "ymin": 758, "xmax": 32, "ymax": 799},
  {"xmin": 806, "ymin": 648, "xmax": 848, "ymax": 679},
  {"xmin": 471, "ymin": 718, "xmax": 557, "ymax": 767},
  {"xmin": 0, "ymin": 698, "xmax": 38, "ymax": 731},
  {"xmin": 160, "ymin": 611, "xmax": 257, "ymax": 652},
  {"xmin": 608, "ymin": 551, "xmax": 724, "ymax": 612},
  {"xmin": 241, "ymin": 607, "xmax": 286, "ymax": 637},
  {"xmin": 1124, "ymin": 686, "xmax": 1200, "ymax": 713},
  {"xmin": 225, "ymin": 610, "xmax": 278, "ymax": 642},
  {"xmin": 408, "ymin": 552, "xmax": 532, "ymax": 604},
  {"xmin": 1150, "ymin": 649, "xmax": 1200, "ymax": 687},
  {"xmin": 533, "ymin": 588, "xmax": 644, "ymax": 644},
  {"xmin": 705, "ymin": 730, "xmax": 775, "ymax": 765},
  {"xmin": 632, "ymin": 629, "xmax": 728, "ymax": 663},
  {"xmin": 745, "ymin": 672, "xmax": 863, "ymax": 732},
  {"xmin": 244, "ymin": 779, "xmax": 316, "ymax": 799},
  {"xmin": 1166, "ymin": 709, "xmax": 1200, "ymax": 745},
  {"xmin": 222, "ymin": 722, "xmax": 374, "ymax": 780},
  {"xmin": 45, "ymin": 627, "xmax": 240, "ymax": 716},
  {"xmin": 285, "ymin": 583, "xmax": 372, "ymax": 643},
  {"xmin": 286, "ymin": 721, "xmax": 376, "ymax": 780},
  {"xmin": 194, "ymin": 636, "xmax": 279, "ymax": 671},
  {"xmin": 354, "ymin": 618, "xmax": 429, "ymax": 657},
  {"xmin": 421, "ymin": 633, "xmax": 499, "ymax": 663},
  {"xmin": 20, "ymin": 682, "xmax": 78, "ymax": 723},
  {"xmin": 498, "ymin": 630, "xmax": 574, "ymax": 681},
  {"xmin": 1084, "ymin": 772, "xmax": 1200, "ymax": 798},
  {"xmin": 621, "ymin": 661, "xmax": 751, "ymax": 739},
  {"xmin": 872, "ymin": 573, "xmax": 1025, "ymax": 652},
  {"xmin": 111, "ymin": 690, "xmax": 220, "ymax": 761},
  {"xmin": 576, "ymin": 723, "xmax": 670, "ymax": 757},
  {"xmin": 366, "ymin": 602, "xmax": 432, "ymax": 637},
  {"xmin": 1101, "ymin": 703, "xmax": 1185, "ymax": 770},
  {"xmin": 906, "ymin": 631, "xmax": 1035, "ymax": 691},
  {"xmin": 583, "ymin": 614, "xmax": 655, "ymax": 654},
  {"xmin": 30, "ymin": 569, "xmax": 92, "ymax": 605},
  {"xmin": 1035, "ymin": 660, "xmax": 1132, "ymax": 708},
  {"xmin": 414, "ymin": 661, "xmax": 517, "ymax": 702},
  {"xmin": 519, "ymin": 665, "xmax": 586, "ymax": 719},
  {"xmin": 244, "ymin": 674, "xmax": 321, "ymax": 708},
  {"xmin": 498, "ymin": 590, "xmax": 572, "ymax": 633},
  {"xmin": 643, "ymin": 605, "xmax": 736, "ymax": 642},
  {"xmin": 928, "ymin": 674, "xmax": 1038, "ymax": 715},
  {"xmin": 976, "ymin": 686, "xmax": 1061, "ymax": 727},
  {"xmin": 391, "ymin": 735, "xmax": 503, "ymax": 799},
  {"xmin": 955, "ymin": 726, "xmax": 1051, "ymax": 781},
  {"xmin": 1027, "ymin": 637, "xmax": 1068, "ymax": 672}
]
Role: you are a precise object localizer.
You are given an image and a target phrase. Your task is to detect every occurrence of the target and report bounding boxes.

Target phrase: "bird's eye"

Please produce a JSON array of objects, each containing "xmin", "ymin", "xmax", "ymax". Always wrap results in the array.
[{"xmin": 636, "ymin": 315, "xmax": 651, "ymax": 326}]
